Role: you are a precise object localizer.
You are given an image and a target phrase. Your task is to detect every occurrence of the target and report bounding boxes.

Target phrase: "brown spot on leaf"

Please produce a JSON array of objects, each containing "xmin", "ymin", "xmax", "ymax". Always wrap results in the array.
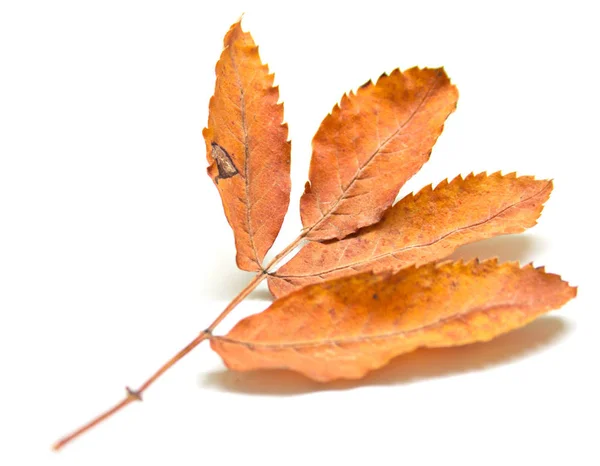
[{"xmin": 211, "ymin": 142, "xmax": 239, "ymax": 184}]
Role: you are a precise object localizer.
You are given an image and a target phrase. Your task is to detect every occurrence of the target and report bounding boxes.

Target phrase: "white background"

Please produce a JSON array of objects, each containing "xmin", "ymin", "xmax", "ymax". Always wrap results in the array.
[{"xmin": 1, "ymin": 1, "xmax": 598, "ymax": 465}]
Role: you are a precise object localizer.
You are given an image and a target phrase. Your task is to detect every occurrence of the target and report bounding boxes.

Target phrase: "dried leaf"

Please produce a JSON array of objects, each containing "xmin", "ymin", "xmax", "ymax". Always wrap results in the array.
[
  {"xmin": 269, "ymin": 172, "xmax": 552, "ymax": 297},
  {"xmin": 211, "ymin": 260, "xmax": 576, "ymax": 382},
  {"xmin": 52, "ymin": 21, "xmax": 578, "ymax": 452},
  {"xmin": 203, "ymin": 21, "xmax": 291, "ymax": 271},
  {"xmin": 300, "ymin": 68, "xmax": 458, "ymax": 241}
]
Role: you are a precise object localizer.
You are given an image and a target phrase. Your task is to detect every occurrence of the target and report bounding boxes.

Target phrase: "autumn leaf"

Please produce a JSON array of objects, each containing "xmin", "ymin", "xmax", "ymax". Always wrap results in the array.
[
  {"xmin": 268, "ymin": 172, "xmax": 552, "ymax": 297},
  {"xmin": 300, "ymin": 67, "xmax": 458, "ymax": 241},
  {"xmin": 203, "ymin": 21, "xmax": 291, "ymax": 271},
  {"xmin": 53, "ymin": 19, "xmax": 577, "ymax": 451},
  {"xmin": 211, "ymin": 260, "xmax": 576, "ymax": 382}
]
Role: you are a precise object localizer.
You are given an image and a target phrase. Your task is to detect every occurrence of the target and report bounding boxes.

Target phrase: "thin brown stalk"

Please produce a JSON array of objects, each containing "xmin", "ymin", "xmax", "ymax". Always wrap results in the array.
[{"xmin": 52, "ymin": 233, "xmax": 305, "ymax": 451}]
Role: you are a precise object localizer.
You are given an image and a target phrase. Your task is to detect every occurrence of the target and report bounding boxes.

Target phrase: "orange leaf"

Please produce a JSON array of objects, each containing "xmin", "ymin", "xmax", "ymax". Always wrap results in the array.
[
  {"xmin": 203, "ymin": 21, "xmax": 291, "ymax": 271},
  {"xmin": 269, "ymin": 172, "xmax": 552, "ymax": 297},
  {"xmin": 211, "ymin": 260, "xmax": 575, "ymax": 382},
  {"xmin": 300, "ymin": 68, "xmax": 458, "ymax": 241}
]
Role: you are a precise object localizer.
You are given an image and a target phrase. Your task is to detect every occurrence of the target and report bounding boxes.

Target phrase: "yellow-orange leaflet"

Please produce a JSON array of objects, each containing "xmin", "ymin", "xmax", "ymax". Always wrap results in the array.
[
  {"xmin": 269, "ymin": 172, "xmax": 552, "ymax": 297},
  {"xmin": 203, "ymin": 22, "xmax": 291, "ymax": 271},
  {"xmin": 300, "ymin": 67, "xmax": 458, "ymax": 241},
  {"xmin": 211, "ymin": 260, "xmax": 575, "ymax": 382}
]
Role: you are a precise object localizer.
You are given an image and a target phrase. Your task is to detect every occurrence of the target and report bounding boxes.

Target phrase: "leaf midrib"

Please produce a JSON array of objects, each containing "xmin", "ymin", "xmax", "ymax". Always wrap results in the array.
[
  {"xmin": 213, "ymin": 302, "xmax": 525, "ymax": 349},
  {"xmin": 280, "ymin": 181, "xmax": 551, "ymax": 279},
  {"xmin": 229, "ymin": 43, "xmax": 261, "ymax": 269}
]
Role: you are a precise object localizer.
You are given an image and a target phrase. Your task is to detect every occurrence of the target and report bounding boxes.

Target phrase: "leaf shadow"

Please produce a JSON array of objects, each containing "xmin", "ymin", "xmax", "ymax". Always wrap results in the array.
[
  {"xmin": 245, "ymin": 287, "xmax": 273, "ymax": 301},
  {"xmin": 448, "ymin": 234, "xmax": 547, "ymax": 264},
  {"xmin": 196, "ymin": 261, "xmax": 253, "ymax": 303},
  {"xmin": 199, "ymin": 316, "xmax": 569, "ymax": 396}
]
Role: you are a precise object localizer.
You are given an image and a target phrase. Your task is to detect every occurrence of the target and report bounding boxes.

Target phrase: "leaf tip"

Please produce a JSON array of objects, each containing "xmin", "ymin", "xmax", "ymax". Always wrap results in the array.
[{"xmin": 224, "ymin": 16, "xmax": 253, "ymax": 48}]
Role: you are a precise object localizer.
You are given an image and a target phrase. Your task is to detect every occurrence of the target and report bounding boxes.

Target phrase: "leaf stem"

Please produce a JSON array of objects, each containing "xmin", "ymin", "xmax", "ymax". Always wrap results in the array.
[
  {"xmin": 207, "ymin": 233, "xmax": 303, "ymax": 332},
  {"xmin": 52, "ymin": 233, "xmax": 305, "ymax": 451},
  {"xmin": 263, "ymin": 233, "xmax": 304, "ymax": 272},
  {"xmin": 206, "ymin": 269, "xmax": 268, "ymax": 332},
  {"xmin": 52, "ymin": 330, "xmax": 210, "ymax": 451}
]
